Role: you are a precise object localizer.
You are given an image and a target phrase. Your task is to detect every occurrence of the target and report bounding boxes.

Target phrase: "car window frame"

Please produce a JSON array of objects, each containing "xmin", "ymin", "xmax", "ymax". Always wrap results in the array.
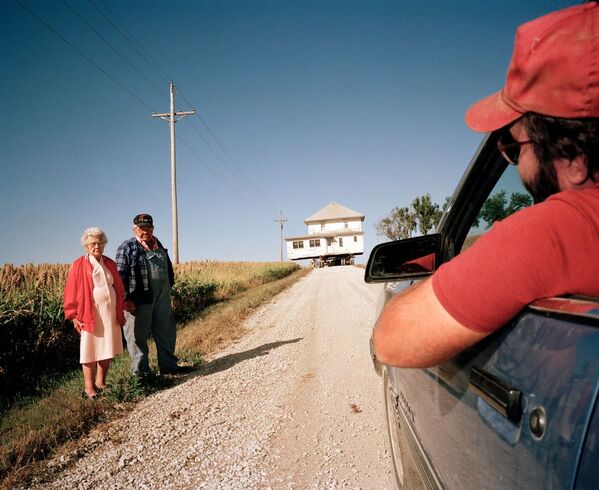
[{"xmin": 436, "ymin": 132, "xmax": 508, "ymax": 264}]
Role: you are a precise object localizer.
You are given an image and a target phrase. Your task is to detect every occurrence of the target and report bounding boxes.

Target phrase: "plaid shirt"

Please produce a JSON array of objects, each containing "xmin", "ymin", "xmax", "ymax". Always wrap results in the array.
[{"xmin": 115, "ymin": 236, "xmax": 174, "ymax": 303}]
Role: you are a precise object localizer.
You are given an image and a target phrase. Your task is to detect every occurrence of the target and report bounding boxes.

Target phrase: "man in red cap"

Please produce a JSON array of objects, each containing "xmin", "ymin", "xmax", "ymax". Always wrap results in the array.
[{"xmin": 374, "ymin": 2, "xmax": 599, "ymax": 367}]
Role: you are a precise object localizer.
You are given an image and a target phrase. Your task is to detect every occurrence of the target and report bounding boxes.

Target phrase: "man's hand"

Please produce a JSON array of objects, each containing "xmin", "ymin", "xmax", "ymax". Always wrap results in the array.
[{"xmin": 126, "ymin": 300, "xmax": 136, "ymax": 314}]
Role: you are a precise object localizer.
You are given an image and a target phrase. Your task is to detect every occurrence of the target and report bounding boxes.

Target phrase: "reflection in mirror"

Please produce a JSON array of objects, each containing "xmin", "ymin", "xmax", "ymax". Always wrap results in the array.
[{"xmin": 365, "ymin": 234, "xmax": 440, "ymax": 283}]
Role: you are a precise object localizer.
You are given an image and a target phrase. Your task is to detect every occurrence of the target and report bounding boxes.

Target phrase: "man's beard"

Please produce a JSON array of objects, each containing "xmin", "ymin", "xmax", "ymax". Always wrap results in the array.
[{"xmin": 523, "ymin": 162, "xmax": 560, "ymax": 203}]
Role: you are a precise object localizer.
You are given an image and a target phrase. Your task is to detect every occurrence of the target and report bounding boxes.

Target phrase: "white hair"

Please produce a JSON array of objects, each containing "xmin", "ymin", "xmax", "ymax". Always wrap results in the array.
[{"xmin": 80, "ymin": 227, "xmax": 108, "ymax": 248}]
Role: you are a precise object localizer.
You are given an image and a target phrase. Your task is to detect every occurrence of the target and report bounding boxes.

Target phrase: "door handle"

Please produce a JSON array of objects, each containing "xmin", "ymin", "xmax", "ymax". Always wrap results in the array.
[{"xmin": 469, "ymin": 366, "xmax": 523, "ymax": 423}]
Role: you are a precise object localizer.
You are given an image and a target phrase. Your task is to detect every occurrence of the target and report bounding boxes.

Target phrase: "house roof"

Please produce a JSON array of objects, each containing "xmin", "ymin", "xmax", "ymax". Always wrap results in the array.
[{"xmin": 304, "ymin": 202, "xmax": 365, "ymax": 224}]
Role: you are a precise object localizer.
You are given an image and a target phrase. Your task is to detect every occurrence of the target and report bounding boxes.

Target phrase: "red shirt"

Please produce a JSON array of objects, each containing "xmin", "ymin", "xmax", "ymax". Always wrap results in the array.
[
  {"xmin": 63, "ymin": 255, "xmax": 126, "ymax": 332},
  {"xmin": 432, "ymin": 184, "xmax": 599, "ymax": 333}
]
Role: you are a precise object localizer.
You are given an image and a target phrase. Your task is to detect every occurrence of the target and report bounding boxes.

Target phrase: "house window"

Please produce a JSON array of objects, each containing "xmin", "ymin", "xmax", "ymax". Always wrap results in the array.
[
  {"xmin": 293, "ymin": 241, "xmax": 304, "ymax": 249},
  {"xmin": 344, "ymin": 221, "xmax": 348, "ymax": 229},
  {"xmin": 354, "ymin": 236, "xmax": 357, "ymax": 242},
  {"xmin": 309, "ymin": 239, "xmax": 320, "ymax": 247},
  {"xmin": 339, "ymin": 237, "xmax": 344, "ymax": 247}
]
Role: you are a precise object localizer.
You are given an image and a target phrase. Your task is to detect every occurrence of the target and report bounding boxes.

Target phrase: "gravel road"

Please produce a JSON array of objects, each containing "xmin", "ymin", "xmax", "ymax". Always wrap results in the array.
[{"xmin": 33, "ymin": 266, "xmax": 394, "ymax": 489}]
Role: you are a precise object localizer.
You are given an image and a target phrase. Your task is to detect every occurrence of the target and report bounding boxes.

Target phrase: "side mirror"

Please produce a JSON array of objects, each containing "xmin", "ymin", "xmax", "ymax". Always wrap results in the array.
[{"xmin": 364, "ymin": 234, "xmax": 441, "ymax": 283}]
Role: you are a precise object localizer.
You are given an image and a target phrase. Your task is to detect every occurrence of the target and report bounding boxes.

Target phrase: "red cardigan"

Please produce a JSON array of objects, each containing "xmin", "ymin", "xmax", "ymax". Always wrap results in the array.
[{"xmin": 63, "ymin": 255, "xmax": 126, "ymax": 332}]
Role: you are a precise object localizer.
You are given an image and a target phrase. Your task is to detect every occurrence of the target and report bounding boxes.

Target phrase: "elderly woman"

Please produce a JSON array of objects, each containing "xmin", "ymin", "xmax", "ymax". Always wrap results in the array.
[{"xmin": 64, "ymin": 227, "xmax": 126, "ymax": 399}]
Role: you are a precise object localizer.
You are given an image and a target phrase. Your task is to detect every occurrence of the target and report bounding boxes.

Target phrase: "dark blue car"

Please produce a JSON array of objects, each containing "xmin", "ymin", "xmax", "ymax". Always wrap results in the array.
[{"xmin": 365, "ymin": 133, "xmax": 599, "ymax": 489}]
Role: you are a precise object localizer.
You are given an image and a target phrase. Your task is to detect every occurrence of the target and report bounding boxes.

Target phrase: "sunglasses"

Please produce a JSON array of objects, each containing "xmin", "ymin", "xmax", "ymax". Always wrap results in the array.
[{"xmin": 497, "ymin": 131, "xmax": 533, "ymax": 165}]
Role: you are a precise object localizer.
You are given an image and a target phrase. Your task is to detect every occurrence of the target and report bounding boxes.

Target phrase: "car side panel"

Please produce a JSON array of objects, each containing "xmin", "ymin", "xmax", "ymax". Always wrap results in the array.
[
  {"xmin": 576, "ymin": 392, "xmax": 599, "ymax": 489},
  {"xmin": 392, "ymin": 311, "xmax": 599, "ymax": 489}
]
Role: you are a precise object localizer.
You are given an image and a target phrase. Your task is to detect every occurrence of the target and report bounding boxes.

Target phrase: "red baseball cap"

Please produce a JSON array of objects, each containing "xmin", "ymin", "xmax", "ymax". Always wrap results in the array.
[{"xmin": 466, "ymin": 2, "xmax": 599, "ymax": 132}]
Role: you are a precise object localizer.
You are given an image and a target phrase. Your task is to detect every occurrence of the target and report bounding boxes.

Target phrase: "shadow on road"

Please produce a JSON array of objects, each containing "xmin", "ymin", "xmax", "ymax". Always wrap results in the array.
[{"xmin": 197, "ymin": 338, "xmax": 303, "ymax": 377}]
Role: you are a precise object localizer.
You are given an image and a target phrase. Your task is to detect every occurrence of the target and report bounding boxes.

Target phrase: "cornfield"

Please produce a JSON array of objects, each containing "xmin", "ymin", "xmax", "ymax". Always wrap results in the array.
[{"xmin": 0, "ymin": 260, "xmax": 299, "ymax": 408}]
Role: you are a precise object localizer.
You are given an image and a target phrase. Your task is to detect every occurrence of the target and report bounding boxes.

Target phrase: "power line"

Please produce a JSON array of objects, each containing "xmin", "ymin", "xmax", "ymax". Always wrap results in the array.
[
  {"xmin": 196, "ymin": 112, "xmax": 279, "ymax": 212},
  {"xmin": 85, "ymin": 0, "xmax": 279, "ymax": 216},
  {"xmin": 62, "ymin": 0, "xmax": 167, "ymax": 101},
  {"xmin": 177, "ymin": 90, "xmax": 280, "ymax": 213},
  {"xmin": 185, "ymin": 115, "xmax": 277, "ymax": 216},
  {"xmin": 15, "ymin": 0, "xmax": 153, "ymax": 111},
  {"xmin": 177, "ymin": 133, "xmax": 274, "ymax": 219},
  {"xmin": 89, "ymin": 0, "xmax": 171, "ymax": 85},
  {"xmin": 16, "ymin": 0, "xmax": 281, "ymax": 222},
  {"xmin": 85, "ymin": 0, "xmax": 281, "ymax": 218}
]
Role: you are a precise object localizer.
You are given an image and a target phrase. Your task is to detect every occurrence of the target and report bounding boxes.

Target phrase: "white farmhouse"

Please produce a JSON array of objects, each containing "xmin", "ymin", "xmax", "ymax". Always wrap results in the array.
[{"xmin": 285, "ymin": 202, "xmax": 365, "ymax": 267}]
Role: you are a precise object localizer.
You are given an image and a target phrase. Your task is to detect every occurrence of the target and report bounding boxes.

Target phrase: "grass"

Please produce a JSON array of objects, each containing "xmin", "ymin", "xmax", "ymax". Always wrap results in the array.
[
  {"xmin": 0, "ymin": 263, "xmax": 309, "ymax": 489},
  {"xmin": 0, "ymin": 261, "xmax": 299, "ymax": 409},
  {"xmin": 176, "ymin": 267, "xmax": 310, "ymax": 358}
]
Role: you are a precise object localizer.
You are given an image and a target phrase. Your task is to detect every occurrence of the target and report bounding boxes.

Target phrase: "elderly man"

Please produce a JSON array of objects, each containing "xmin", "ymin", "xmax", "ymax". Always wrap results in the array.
[
  {"xmin": 374, "ymin": 2, "xmax": 599, "ymax": 368},
  {"xmin": 116, "ymin": 213, "xmax": 181, "ymax": 376}
]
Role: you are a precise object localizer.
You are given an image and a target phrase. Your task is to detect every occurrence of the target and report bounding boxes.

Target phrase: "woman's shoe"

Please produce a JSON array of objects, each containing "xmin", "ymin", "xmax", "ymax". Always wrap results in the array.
[{"xmin": 82, "ymin": 390, "xmax": 100, "ymax": 400}]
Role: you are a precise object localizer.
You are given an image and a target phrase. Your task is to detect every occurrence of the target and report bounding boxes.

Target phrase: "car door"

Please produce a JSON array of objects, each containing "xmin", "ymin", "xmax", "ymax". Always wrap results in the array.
[
  {"xmin": 399, "ymin": 304, "xmax": 599, "ymax": 489},
  {"xmin": 377, "ymin": 134, "xmax": 599, "ymax": 489}
]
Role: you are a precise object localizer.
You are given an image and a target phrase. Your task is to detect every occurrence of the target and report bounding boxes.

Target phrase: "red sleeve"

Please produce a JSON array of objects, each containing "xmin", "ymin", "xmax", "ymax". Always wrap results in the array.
[
  {"xmin": 63, "ymin": 258, "xmax": 81, "ymax": 320},
  {"xmin": 432, "ymin": 197, "xmax": 596, "ymax": 333}
]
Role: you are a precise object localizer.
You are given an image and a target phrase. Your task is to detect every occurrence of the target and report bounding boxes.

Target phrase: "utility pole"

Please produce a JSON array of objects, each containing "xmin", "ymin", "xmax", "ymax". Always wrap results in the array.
[
  {"xmin": 152, "ymin": 81, "xmax": 194, "ymax": 265},
  {"xmin": 275, "ymin": 211, "xmax": 288, "ymax": 261}
]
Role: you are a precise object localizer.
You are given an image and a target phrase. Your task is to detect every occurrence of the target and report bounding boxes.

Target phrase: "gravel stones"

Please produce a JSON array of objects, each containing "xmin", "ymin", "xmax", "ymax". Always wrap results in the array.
[{"xmin": 30, "ymin": 267, "xmax": 393, "ymax": 489}]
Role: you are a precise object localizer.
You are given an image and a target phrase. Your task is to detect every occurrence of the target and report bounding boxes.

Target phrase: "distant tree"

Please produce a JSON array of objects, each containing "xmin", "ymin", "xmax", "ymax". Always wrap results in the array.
[
  {"xmin": 478, "ymin": 190, "xmax": 532, "ymax": 228},
  {"xmin": 507, "ymin": 192, "xmax": 533, "ymax": 215},
  {"xmin": 375, "ymin": 206, "xmax": 416, "ymax": 240},
  {"xmin": 412, "ymin": 193, "xmax": 442, "ymax": 235},
  {"xmin": 441, "ymin": 196, "xmax": 452, "ymax": 212},
  {"xmin": 376, "ymin": 189, "xmax": 532, "ymax": 241},
  {"xmin": 376, "ymin": 193, "xmax": 447, "ymax": 240},
  {"xmin": 479, "ymin": 190, "xmax": 508, "ymax": 227}
]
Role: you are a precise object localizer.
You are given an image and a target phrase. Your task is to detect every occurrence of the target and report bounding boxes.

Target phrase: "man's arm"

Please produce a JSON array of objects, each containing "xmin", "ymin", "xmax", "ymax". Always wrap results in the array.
[
  {"xmin": 115, "ymin": 242, "xmax": 137, "ymax": 312},
  {"xmin": 373, "ymin": 277, "xmax": 487, "ymax": 368},
  {"xmin": 115, "ymin": 242, "xmax": 130, "ymax": 295}
]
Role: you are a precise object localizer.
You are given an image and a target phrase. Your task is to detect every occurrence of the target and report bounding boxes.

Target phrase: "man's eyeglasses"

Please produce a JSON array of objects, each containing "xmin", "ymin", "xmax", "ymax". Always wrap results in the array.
[{"xmin": 497, "ymin": 132, "xmax": 533, "ymax": 166}]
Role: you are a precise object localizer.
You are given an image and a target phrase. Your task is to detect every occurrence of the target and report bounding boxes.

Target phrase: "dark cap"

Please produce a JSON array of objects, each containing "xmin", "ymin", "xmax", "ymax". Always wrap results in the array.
[{"xmin": 133, "ymin": 213, "xmax": 154, "ymax": 228}]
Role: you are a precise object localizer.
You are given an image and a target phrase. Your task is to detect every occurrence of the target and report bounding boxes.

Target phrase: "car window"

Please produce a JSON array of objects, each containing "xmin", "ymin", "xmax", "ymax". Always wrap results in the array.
[{"xmin": 459, "ymin": 165, "xmax": 532, "ymax": 253}]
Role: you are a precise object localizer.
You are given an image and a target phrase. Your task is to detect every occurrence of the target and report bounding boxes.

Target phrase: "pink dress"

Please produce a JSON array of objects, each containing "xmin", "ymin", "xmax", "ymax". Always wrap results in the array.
[{"xmin": 79, "ymin": 255, "xmax": 124, "ymax": 363}]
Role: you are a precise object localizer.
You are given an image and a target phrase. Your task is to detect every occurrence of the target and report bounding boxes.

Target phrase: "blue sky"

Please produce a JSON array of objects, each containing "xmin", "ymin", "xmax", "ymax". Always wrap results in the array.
[{"xmin": 1, "ymin": 0, "xmax": 573, "ymax": 264}]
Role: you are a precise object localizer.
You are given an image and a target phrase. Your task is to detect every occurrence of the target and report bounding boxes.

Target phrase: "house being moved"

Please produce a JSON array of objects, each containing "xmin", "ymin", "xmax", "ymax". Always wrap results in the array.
[{"xmin": 285, "ymin": 202, "xmax": 365, "ymax": 267}]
